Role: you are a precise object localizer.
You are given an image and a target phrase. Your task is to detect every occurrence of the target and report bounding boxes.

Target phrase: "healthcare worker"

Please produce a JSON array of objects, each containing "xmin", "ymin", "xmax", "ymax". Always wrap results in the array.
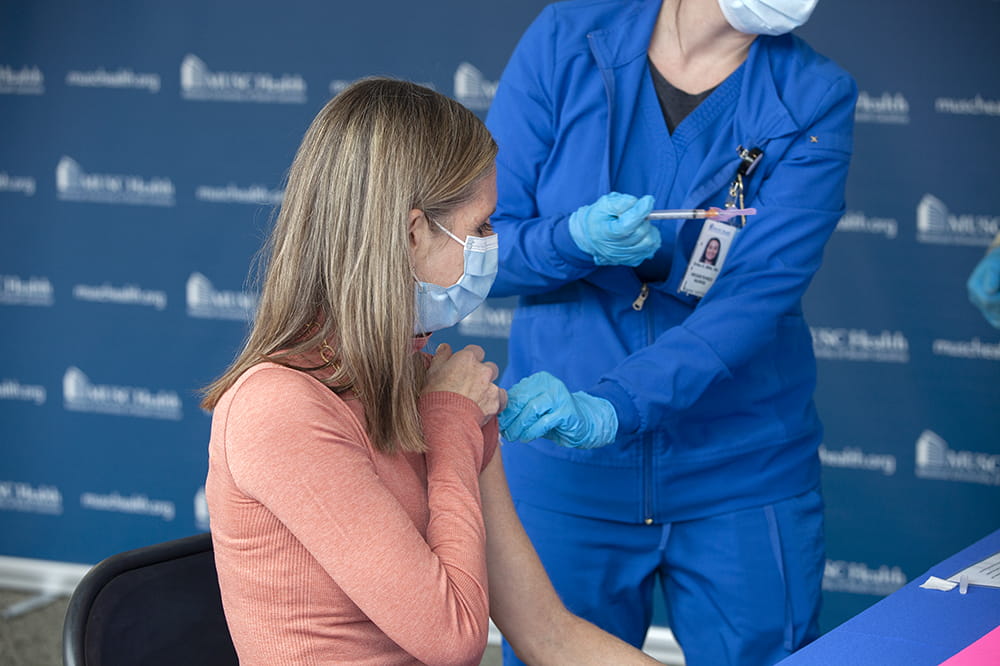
[
  {"xmin": 968, "ymin": 233, "xmax": 1000, "ymax": 328},
  {"xmin": 486, "ymin": 0, "xmax": 857, "ymax": 664}
]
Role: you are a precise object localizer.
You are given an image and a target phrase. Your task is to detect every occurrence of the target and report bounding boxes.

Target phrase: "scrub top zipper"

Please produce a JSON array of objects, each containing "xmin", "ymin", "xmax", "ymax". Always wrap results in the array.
[
  {"xmin": 632, "ymin": 282, "xmax": 656, "ymax": 525},
  {"xmin": 632, "ymin": 283, "xmax": 650, "ymax": 311}
]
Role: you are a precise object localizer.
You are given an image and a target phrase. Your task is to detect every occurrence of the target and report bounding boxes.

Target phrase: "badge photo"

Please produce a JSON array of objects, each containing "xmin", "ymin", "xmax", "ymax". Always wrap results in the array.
[{"xmin": 678, "ymin": 219, "xmax": 739, "ymax": 298}]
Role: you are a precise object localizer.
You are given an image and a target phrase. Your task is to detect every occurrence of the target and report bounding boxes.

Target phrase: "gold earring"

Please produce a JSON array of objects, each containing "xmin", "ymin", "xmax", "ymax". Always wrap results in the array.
[{"xmin": 319, "ymin": 341, "xmax": 335, "ymax": 364}]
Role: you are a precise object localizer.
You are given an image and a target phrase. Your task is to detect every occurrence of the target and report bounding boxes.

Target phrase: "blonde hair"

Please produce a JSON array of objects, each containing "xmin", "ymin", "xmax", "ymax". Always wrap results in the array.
[{"xmin": 201, "ymin": 77, "xmax": 497, "ymax": 454}]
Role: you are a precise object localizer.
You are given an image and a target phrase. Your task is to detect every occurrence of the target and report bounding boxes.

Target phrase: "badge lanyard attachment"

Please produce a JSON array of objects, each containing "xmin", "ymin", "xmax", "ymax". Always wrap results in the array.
[
  {"xmin": 725, "ymin": 146, "xmax": 763, "ymax": 228},
  {"xmin": 677, "ymin": 145, "xmax": 764, "ymax": 299}
]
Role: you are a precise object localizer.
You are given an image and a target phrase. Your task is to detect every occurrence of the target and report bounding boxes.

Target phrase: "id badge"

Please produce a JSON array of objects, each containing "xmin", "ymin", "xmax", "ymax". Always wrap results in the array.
[{"xmin": 678, "ymin": 219, "xmax": 738, "ymax": 298}]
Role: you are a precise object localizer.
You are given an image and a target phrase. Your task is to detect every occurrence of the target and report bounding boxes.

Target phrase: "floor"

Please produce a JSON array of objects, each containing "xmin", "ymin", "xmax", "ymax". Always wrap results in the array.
[
  {"xmin": 0, "ymin": 587, "xmax": 503, "ymax": 666},
  {"xmin": 1, "ymin": 589, "xmax": 68, "ymax": 666}
]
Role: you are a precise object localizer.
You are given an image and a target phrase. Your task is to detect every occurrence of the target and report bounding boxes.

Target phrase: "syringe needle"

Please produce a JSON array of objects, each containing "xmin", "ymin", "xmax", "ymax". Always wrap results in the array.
[{"xmin": 647, "ymin": 207, "xmax": 757, "ymax": 221}]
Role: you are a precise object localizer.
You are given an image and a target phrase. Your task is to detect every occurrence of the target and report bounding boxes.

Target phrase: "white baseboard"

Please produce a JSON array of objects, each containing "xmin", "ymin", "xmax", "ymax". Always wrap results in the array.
[
  {"xmin": 0, "ymin": 556, "xmax": 91, "ymax": 596},
  {"xmin": 487, "ymin": 622, "xmax": 686, "ymax": 665}
]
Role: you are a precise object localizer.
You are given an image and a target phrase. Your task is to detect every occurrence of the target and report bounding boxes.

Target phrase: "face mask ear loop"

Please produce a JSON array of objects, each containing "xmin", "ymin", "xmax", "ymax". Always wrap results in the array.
[{"xmin": 430, "ymin": 217, "xmax": 467, "ymax": 247}]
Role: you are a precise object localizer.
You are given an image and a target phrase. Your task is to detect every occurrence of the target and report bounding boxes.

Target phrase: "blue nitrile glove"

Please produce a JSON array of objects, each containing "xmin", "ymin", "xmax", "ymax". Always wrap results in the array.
[
  {"xmin": 968, "ymin": 245, "xmax": 1000, "ymax": 328},
  {"xmin": 499, "ymin": 371, "xmax": 619, "ymax": 449},
  {"xmin": 568, "ymin": 192, "xmax": 660, "ymax": 266}
]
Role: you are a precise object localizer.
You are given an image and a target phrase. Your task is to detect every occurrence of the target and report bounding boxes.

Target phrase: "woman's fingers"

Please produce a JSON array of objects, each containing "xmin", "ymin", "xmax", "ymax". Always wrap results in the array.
[{"xmin": 423, "ymin": 344, "xmax": 504, "ymax": 422}]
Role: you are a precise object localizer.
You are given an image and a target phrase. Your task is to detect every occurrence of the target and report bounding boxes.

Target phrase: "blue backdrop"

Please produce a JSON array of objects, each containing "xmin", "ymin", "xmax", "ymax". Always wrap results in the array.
[{"xmin": 2, "ymin": 0, "xmax": 998, "ymax": 636}]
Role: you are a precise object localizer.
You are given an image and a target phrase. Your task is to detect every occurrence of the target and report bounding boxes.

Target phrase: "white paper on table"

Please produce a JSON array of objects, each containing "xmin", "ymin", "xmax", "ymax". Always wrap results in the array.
[
  {"xmin": 920, "ymin": 576, "xmax": 957, "ymax": 591},
  {"xmin": 948, "ymin": 550, "xmax": 1000, "ymax": 589}
]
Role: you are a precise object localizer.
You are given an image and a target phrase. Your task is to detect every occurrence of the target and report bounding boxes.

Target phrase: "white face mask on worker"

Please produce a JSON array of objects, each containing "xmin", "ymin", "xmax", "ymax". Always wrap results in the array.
[{"xmin": 717, "ymin": 0, "xmax": 818, "ymax": 35}]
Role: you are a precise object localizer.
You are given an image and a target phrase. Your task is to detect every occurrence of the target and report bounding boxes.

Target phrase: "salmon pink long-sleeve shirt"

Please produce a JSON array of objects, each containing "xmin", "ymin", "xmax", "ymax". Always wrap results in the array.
[{"xmin": 206, "ymin": 360, "xmax": 498, "ymax": 665}]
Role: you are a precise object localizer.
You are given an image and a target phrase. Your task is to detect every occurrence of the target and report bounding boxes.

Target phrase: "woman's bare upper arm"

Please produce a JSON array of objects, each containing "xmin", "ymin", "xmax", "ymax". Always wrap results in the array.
[{"xmin": 480, "ymin": 450, "xmax": 564, "ymax": 652}]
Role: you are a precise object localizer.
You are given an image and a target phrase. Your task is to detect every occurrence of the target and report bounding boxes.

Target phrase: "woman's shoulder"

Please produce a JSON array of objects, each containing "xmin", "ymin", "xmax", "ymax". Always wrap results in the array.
[
  {"xmin": 214, "ymin": 362, "xmax": 369, "ymax": 450},
  {"xmin": 230, "ymin": 361, "xmax": 323, "ymax": 392},
  {"xmin": 220, "ymin": 362, "xmax": 352, "ymax": 419}
]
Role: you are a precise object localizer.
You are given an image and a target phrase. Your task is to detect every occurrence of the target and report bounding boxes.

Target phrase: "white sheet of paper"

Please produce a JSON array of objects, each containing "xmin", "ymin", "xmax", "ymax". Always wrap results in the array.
[
  {"xmin": 947, "ymin": 550, "xmax": 1000, "ymax": 588},
  {"xmin": 920, "ymin": 576, "xmax": 957, "ymax": 591}
]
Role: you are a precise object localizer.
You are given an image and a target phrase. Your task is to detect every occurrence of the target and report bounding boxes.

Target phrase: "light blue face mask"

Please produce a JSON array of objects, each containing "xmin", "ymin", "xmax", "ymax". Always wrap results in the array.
[
  {"xmin": 717, "ymin": 0, "xmax": 817, "ymax": 36},
  {"xmin": 414, "ymin": 220, "xmax": 499, "ymax": 334}
]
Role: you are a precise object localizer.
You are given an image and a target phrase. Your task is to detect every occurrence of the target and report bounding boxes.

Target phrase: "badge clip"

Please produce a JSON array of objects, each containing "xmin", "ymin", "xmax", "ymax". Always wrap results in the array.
[
  {"xmin": 736, "ymin": 146, "xmax": 763, "ymax": 177},
  {"xmin": 724, "ymin": 146, "xmax": 764, "ymax": 227}
]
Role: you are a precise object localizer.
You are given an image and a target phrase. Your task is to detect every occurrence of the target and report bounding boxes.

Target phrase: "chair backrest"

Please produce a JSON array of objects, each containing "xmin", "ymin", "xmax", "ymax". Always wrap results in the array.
[{"xmin": 63, "ymin": 532, "xmax": 239, "ymax": 666}]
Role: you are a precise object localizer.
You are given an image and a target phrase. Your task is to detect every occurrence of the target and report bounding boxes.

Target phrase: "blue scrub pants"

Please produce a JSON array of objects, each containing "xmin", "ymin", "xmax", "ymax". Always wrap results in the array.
[{"xmin": 502, "ymin": 489, "xmax": 825, "ymax": 666}]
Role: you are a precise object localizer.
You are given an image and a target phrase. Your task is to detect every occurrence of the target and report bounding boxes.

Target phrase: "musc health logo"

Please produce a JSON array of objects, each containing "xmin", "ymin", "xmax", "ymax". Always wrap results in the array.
[
  {"xmin": 180, "ymin": 54, "xmax": 306, "ymax": 104},
  {"xmin": 0, "ymin": 481, "xmax": 63, "ymax": 515},
  {"xmin": 56, "ymin": 156, "xmax": 175, "ymax": 207},
  {"xmin": 0, "ymin": 64, "xmax": 44, "ymax": 95},
  {"xmin": 458, "ymin": 301, "xmax": 514, "ymax": 339},
  {"xmin": 186, "ymin": 272, "xmax": 257, "ymax": 321},
  {"xmin": 80, "ymin": 491, "xmax": 176, "ymax": 521},
  {"xmin": 63, "ymin": 366, "xmax": 182, "ymax": 420},
  {"xmin": 329, "ymin": 79, "xmax": 354, "ymax": 97},
  {"xmin": 932, "ymin": 337, "xmax": 1000, "ymax": 361},
  {"xmin": 917, "ymin": 194, "xmax": 999, "ymax": 246},
  {"xmin": 819, "ymin": 444, "xmax": 896, "ymax": 475},
  {"xmin": 194, "ymin": 486, "xmax": 210, "ymax": 531},
  {"xmin": 454, "ymin": 63, "xmax": 497, "ymax": 111},
  {"xmin": 916, "ymin": 430, "xmax": 1000, "ymax": 486},
  {"xmin": 810, "ymin": 327, "xmax": 910, "ymax": 363},
  {"xmin": 330, "ymin": 78, "xmax": 436, "ymax": 98},
  {"xmin": 66, "ymin": 67, "xmax": 160, "ymax": 93},
  {"xmin": 854, "ymin": 91, "xmax": 909, "ymax": 125},
  {"xmin": 935, "ymin": 94, "xmax": 1000, "ymax": 117},
  {"xmin": 73, "ymin": 282, "xmax": 167, "ymax": 310},
  {"xmin": 823, "ymin": 559, "xmax": 906, "ymax": 596},
  {"xmin": 0, "ymin": 274, "xmax": 54, "ymax": 306},
  {"xmin": 0, "ymin": 172, "xmax": 37, "ymax": 196},
  {"xmin": 195, "ymin": 182, "xmax": 284, "ymax": 206},
  {"xmin": 0, "ymin": 378, "xmax": 47, "ymax": 406},
  {"xmin": 836, "ymin": 211, "xmax": 897, "ymax": 239}
]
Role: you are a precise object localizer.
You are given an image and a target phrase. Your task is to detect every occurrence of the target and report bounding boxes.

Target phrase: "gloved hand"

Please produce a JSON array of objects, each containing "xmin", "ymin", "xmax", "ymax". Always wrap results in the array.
[
  {"xmin": 968, "ymin": 245, "xmax": 1000, "ymax": 328},
  {"xmin": 568, "ymin": 192, "xmax": 660, "ymax": 266},
  {"xmin": 499, "ymin": 371, "xmax": 618, "ymax": 449}
]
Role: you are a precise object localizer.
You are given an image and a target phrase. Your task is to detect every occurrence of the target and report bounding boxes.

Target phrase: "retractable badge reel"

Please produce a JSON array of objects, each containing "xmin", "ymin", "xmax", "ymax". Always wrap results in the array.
[{"xmin": 679, "ymin": 146, "xmax": 763, "ymax": 298}]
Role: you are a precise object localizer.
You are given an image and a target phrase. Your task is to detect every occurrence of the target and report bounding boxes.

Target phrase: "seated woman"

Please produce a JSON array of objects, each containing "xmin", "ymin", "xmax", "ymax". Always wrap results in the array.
[{"xmin": 201, "ymin": 77, "xmax": 661, "ymax": 666}]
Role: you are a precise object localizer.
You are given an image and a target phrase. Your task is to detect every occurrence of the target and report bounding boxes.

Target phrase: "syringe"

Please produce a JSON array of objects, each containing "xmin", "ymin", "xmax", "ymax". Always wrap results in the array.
[{"xmin": 648, "ymin": 207, "xmax": 757, "ymax": 221}]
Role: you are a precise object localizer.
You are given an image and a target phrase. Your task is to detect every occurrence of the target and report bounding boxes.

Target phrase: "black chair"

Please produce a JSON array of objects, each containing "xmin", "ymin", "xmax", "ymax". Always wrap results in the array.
[{"xmin": 63, "ymin": 532, "xmax": 239, "ymax": 666}]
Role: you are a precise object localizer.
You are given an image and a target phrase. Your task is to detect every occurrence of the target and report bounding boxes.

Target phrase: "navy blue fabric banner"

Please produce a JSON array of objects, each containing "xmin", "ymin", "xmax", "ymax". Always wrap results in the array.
[{"xmin": 1, "ymin": 0, "xmax": 997, "ymax": 635}]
